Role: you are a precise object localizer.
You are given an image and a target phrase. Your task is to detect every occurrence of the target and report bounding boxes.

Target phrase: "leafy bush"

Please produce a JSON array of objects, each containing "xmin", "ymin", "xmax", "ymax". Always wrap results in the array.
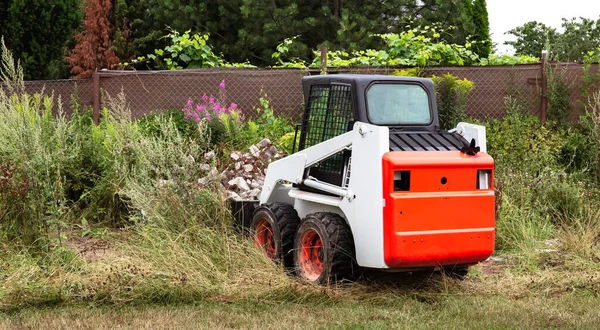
[
  {"xmin": 137, "ymin": 108, "xmax": 200, "ymax": 140},
  {"xmin": 430, "ymin": 74, "xmax": 474, "ymax": 129},
  {"xmin": 0, "ymin": 43, "xmax": 75, "ymax": 248},
  {"xmin": 545, "ymin": 65, "xmax": 572, "ymax": 123},
  {"xmin": 479, "ymin": 54, "xmax": 539, "ymax": 66},
  {"xmin": 180, "ymin": 85, "xmax": 293, "ymax": 152},
  {"xmin": 123, "ymin": 30, "xmax": 255, "ymax": 70}
]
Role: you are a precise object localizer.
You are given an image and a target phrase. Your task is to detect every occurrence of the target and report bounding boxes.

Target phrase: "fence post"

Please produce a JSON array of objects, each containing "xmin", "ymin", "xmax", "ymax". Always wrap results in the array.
[
  {"xmin": 540, "ymin": 50, "xmax": 548, "ymax": 123},
  {"xmin": 320, "ymin": 46, "xmax": 327, "ymax": 75},
  {"xmin": 92, "ymin": 72, "xmax": 100, "ymax": 125}
]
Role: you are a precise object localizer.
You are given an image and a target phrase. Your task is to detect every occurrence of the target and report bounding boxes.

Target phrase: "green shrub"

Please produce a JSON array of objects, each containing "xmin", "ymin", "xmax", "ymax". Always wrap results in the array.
[
  {"xmin": 0, "ymin": 42, "xmax": 75, "ymax": 248},
  {"xmin": 137, "ymin": 108, "xmax": 201, "ymax": 140},
  {"xmin": 486, "ymin": 96, "xmax": 565, "ymax": 177},
  {"xmin": 545, "ymin": 65, "xmax": 572, "ymax": 123},
  {"xmin": 430, "ymin": 74, "xmax": 474, "ymax": 129}
]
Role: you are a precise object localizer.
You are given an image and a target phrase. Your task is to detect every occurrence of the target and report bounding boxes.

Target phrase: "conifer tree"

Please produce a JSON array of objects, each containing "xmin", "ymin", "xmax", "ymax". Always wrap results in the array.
[
  {"xmin": 471, "ymin": 0, "xmax": 492, "ymax": 57},
  {"xmin": 66, "ymin": 0, "xmax": 119, "ymax": 78},
  {"xmin": 0, "ymin": 0, "xmax": 81, "ymax": 79}
]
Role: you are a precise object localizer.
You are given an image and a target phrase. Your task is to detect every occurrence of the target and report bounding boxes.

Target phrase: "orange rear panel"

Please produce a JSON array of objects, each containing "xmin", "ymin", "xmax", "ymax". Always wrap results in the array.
[{"xmin": 382, "ymin": 151, "xmax": 495, "ymax": 268}]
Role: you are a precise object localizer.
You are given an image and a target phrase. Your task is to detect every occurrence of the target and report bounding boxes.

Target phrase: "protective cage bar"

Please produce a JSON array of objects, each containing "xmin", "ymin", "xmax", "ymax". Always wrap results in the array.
[{"xmin": 298, "ymin": 83, "xmax": 355, "ymax": 183}]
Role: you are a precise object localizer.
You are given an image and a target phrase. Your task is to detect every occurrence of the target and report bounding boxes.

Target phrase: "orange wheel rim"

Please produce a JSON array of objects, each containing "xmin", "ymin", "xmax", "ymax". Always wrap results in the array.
[
  {"xmin": 254, "ymin": 218, "xmax": 275, "ymax": 259},
  {"xmin": 299, "ymin": 228, "xmax": 323, "ymax": 280}
]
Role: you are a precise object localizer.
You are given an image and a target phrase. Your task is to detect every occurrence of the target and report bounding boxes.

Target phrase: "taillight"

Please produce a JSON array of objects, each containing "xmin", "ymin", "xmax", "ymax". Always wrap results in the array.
[{"xmin": 477, "ymin": 170, "xmax": 492, "ymax": 189}]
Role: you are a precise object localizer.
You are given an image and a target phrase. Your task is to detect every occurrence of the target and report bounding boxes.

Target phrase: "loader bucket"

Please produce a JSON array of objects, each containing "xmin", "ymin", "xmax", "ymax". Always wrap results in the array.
[{"xmin": 229, "ymin": 198, "xmax": 259, "ymax": 232}]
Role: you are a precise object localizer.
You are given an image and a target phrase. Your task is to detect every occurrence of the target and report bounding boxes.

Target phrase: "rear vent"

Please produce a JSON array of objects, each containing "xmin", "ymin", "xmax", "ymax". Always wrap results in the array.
[
  {"xmin": 394, "ymin": 171, "xmax": 411, "ymax": 191},
  {"xmin": 389, "ymin": 132, "xmax": 469, "ymax": 152}
]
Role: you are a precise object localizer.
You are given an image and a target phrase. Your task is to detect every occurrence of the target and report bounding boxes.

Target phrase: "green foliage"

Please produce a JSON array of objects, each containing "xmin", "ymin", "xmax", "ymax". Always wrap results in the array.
[
  {"xmin": 123, "ymin": 30, "xmax": 255, "ymax": 70},
  {"xmin": 553, "ymin": 17, "xmax": 600, "ymax": 62},
  {"xmin": 430, "ymin": 74, "xmax": 474, "ymax": 129},
  {"xmin": 504, "ymin": 21, "xmax": 557, "ymax": 57},
  {"xmin": 309, "ymin": 26, "xmax": 480, "ymax": 68},
  {"xmin": 392, "ymin": 68, "xmax": 424, "ymax": 77},
  {"xmin": 100, "ymin": 0, "xmax": 488, "ymax": 69},
  {"xmin": 0, "ymin": 44, "xmax": 73, "ymax": 247},
  {"xmin": 272, "ymin": 36, "xmax": 309, "ymax": 69},
  {"xmin": 564, "ymin": 91, "xmax": 600, "ymax": 184},
  {"xmin": 580, "ymin": 46, "xmax": 600, "ymax": 106},
  {"xmin": 0, "ymin": 0, "xmax": 82, "ymax": 79},
  {"xmin": 545, "ymin": 65, "xmax": 572, "ymax": 123},
  {"xmin": 180, "ymin": 84, "xmax": 292, "ymax": 152},
  {"xmin": 479, "ymin": 54, "xmax": 539, "ymax": 66},
  {"xmin": 470, "ymin": 0, "xmax": 492, "ymax": 58},
  {"xmin": 137, "ymin": 108, "xmax": 201, "ymax": 140},
  {"xmin": 155, "ymin": 30, "xmax": 223, "ymax": 70},
  {"xmin": 247, "ymin": 90, "xmax": 294, "ymax": 148},
  {"xmin": 487, "ymin": 97, "xmax": 565, "ymax": 177},
  {"xmin": 506, "ymin": 17, "xmax": 600, "ymax": 62}
]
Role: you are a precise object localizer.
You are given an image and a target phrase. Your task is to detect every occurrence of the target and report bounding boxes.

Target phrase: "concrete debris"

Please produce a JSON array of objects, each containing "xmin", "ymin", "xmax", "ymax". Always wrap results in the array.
[
  {"xmin": 197, "ymin": 176, "xmax": 209, "ymax": 186},
  {"xmin": 204, "ymin": 151, "xmax": 215, "ymax": 161},
  {"xmin": 249, "ymin": 145, "xmax": 260, "ymax": 157},
  {"xmin": 227, "ymin": 191, "xmax": 241, "ymax": 200},
  {"xmin": 230, "ymin": 151, "xmax": 241, "ymax": 161},
  {"xmin": 256, "ymin": 138, "xmax": 271, "ymax": 149},
  {"xmin": 196, "ymin": 138, "xmax": 285, "ymax": 200},
  {"xmin": 228, "ymin": 177, "xmax": 250, "ymax": 191},
  {"xmin": 486, "ymin": 256, "xmax": 504, "ymax": 262}
]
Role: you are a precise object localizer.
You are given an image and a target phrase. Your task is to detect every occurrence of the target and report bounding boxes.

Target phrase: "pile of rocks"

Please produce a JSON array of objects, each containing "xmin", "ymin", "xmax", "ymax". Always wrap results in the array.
[{"xmin": 196, "ymin": 138, "xmax": 285, "ymax": 200}]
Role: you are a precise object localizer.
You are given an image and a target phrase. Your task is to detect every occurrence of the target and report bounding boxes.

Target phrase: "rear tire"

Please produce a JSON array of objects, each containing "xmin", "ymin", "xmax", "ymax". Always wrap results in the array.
[
  {"xmin": 250, "ymin": 203, "xmax": 300, "ymax": 268},
  {"xmin": 294, "ymin": 212, "xmax": 356, "ymax": 284}
]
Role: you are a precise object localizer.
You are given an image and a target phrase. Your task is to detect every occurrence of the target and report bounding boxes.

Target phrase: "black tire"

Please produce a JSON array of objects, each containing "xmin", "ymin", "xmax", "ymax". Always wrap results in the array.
[
  {"xmin": 250, "ymin": 203, "xmax": 300, "ymax": 268},
  {"xmin": 293, "ymin": 212, "xmax": 356, "ymax": 284}
]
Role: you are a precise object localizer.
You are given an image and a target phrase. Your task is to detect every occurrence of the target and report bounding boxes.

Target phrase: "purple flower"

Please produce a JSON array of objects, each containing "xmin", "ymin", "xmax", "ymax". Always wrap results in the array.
[
  {"xmin": 209, "ymin": 96, "xmax": 215, "ymax": 104},
  {"xmin": 230, "ymin": 103, "xmax": 237, "ymax": 109},
  {"xmin": 219, "ymin": 80, "xmax": 226, "ymax": 89},
  {"xmin": 202, "ymin": 94, "xmax": 208, "ymax": 101}
]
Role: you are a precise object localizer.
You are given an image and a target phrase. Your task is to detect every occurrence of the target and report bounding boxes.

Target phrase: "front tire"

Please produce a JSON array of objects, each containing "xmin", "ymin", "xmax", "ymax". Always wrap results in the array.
[
  {"xmin": 250, "ymin": 203, "xmax": 300, "ymax": 268},
  {"xmin": 294, "ymin": 212, "xmax": 356, "ymax": 284}
]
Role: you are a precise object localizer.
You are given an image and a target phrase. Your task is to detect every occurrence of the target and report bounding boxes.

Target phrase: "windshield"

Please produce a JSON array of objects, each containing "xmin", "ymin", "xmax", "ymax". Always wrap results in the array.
[{"xmin": 366, "ymin": 83, "xmax": 431, "ymax": 125}]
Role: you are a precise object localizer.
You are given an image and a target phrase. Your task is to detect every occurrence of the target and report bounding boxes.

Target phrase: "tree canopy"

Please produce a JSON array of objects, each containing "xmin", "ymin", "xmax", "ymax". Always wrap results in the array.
[
  {"xmin": 109, "ymin": 0, "xmax": 486, "ymax": 67},
  {"xmin": 0, "ymin": 0, "xmax": 82, "ymax": 80},
  {"xmin": 505, "ymin": 17, "xmax": 600, "ymax": 62}
]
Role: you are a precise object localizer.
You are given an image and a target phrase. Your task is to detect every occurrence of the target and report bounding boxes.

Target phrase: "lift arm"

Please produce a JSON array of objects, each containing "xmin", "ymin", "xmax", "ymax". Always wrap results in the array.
[{"xmin": 259, "ymin": 128, "xmax": 355, "ymax": 204}]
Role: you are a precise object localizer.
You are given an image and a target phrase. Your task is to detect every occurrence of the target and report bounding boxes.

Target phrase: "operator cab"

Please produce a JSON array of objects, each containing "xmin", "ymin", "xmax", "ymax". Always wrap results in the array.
[{"xmin": 297, "ymin": 74, "xmax": 470, "ymax": 187}]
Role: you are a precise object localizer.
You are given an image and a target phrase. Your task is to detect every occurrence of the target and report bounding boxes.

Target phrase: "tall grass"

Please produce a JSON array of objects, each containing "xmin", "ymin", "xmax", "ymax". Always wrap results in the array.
[
  {"xmin": 0, "ymin": 41, "xmax": 309, "ymax": 308},
  {"xmin": 489, "ymin": 95, "xmax": 600, "ymax": 266},
  {"xmin": 0, "ymin": 40, "xmax": 74, "ymax": 248}
]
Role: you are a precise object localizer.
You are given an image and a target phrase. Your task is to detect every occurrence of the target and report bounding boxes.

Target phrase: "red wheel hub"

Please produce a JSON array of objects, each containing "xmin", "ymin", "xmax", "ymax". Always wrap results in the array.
[
  {"xmin": 254, "ymin": 218, "xmax": 276, "ymax": 259},
  {"xmin": 299, "ymin": 228, "xmax": 323, "ymax": 280}
]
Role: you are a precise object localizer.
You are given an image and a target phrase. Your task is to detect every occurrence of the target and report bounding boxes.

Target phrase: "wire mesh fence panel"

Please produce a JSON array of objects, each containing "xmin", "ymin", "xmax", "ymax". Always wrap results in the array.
[
  {"xmin": 422, "ymin": 65, "xmax": 543, "ymax": 121},
  {"xmin": 333, "ymin": 65, "xmax": 544, "ymax": 121},
  {"xmin": 97, "ymin": 68, "xmax": 308, "ymax": 121},
  {"xmin": 4, "ymin": 63, "xmax": 598, "ymax": 125},
  {"xmin": 547, "ymin": 62, "xmax": 598, "ymax": 123},
  {"xmin": 0, "ymin": 79, "xmax": 94, "ymax": 117}
]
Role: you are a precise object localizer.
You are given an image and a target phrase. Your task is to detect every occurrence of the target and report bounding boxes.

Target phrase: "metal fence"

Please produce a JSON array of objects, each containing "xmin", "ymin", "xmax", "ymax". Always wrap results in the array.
[{"xmin": 5, "ymin": 63, "xmax": 597, "ymax": 124}]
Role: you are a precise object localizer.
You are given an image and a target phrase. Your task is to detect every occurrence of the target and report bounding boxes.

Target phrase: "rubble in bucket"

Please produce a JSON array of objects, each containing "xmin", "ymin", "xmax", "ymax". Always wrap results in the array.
[{"xmin": 196, "ymin": 138, "xmax": 285, "ymax": 200}]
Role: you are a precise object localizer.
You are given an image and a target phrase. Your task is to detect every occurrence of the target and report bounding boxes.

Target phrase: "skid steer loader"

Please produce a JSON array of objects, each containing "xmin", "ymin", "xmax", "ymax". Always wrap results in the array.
[{"xmin": 231, "ymin": 74, "xmax": 495, "ymax": 284}]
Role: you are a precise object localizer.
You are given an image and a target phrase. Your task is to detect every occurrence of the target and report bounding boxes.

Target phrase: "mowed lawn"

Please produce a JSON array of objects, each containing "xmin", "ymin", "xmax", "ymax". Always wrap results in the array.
[
  {"xmin": 1, "ymin": 294, "xmax": 599, "ymax": 329},
  {"xmin": 2, "ymin": 266, "xmax": 599, "ymax": 330}
]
